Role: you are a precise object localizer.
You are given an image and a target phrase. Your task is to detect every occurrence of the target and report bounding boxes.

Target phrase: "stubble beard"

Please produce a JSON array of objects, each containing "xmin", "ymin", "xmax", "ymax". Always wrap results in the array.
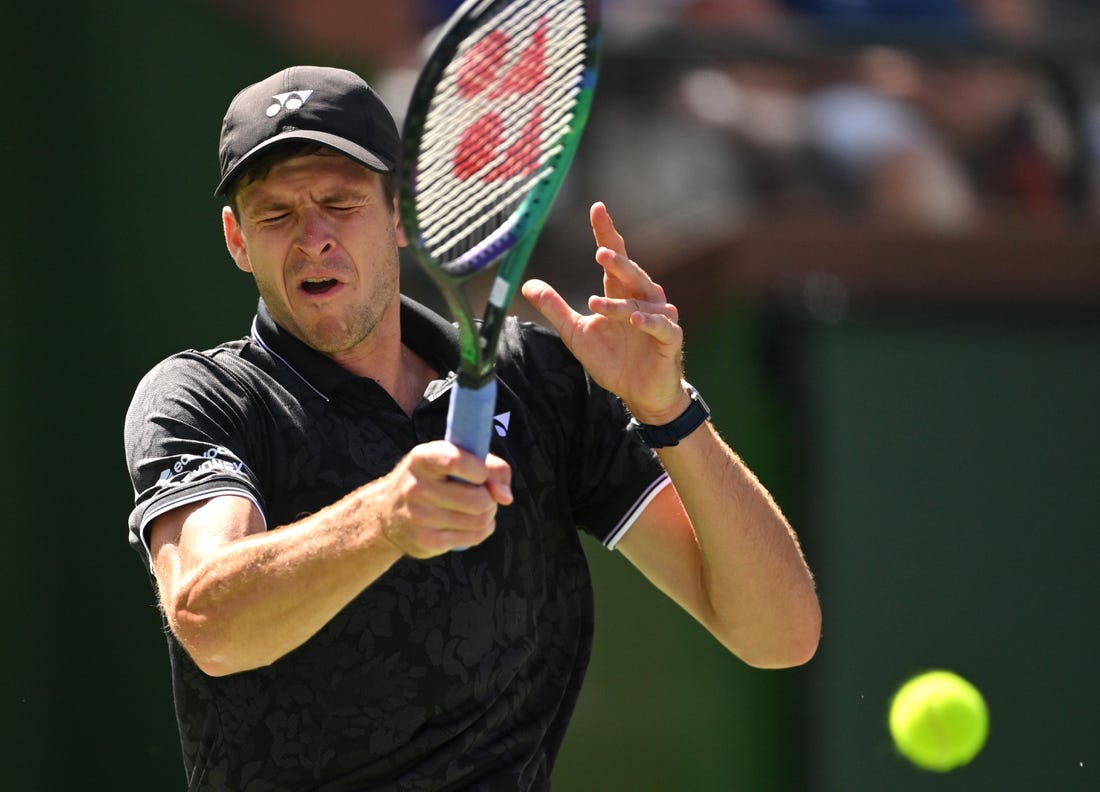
[
  {"xmin": 256, "ymin": 244, "xmax": 402, "ymax": 358},
  {"xmin": 306, "ymin": 258, "xmax": 400, "ymax": 357}
]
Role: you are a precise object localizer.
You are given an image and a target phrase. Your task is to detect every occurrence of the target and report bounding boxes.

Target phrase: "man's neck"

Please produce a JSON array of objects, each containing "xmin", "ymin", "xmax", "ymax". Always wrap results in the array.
[{"xmin": 328, "ymin": 304, "xmax": 438, "ymax": 415}]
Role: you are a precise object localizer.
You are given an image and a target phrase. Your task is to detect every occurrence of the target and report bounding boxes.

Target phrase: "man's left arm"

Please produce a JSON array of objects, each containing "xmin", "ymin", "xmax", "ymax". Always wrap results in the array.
[
  {"xmin": 521, "ymin": 202, "xmax": 820, "ymax": 669},
  {"xmin": 616, "ymin": 420, "xmax": 820, "ymax": 669}
]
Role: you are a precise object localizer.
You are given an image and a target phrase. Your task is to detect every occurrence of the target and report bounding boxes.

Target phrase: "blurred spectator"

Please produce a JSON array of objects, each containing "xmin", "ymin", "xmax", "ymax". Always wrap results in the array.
[
  {"xmin": 911, "ymin": 52, "xmax": 1074, "ymax": 223},
  {"xmin": 804, "ymin": 69, "xmax": 978, "ymax": 229},
  {"xmin": 604, "ymin": 0, "xmax": 696, "ymax": 40}
]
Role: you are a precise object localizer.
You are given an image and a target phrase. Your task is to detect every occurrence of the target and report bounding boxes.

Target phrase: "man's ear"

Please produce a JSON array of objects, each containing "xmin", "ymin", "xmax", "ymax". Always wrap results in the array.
[{"xmin": 222, "ymin": 206, "xmax": 254, "ymax": 273}]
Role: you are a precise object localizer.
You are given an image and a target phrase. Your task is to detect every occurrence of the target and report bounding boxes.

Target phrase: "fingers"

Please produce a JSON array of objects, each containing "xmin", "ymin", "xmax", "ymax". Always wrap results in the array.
[
  {"xmin": 484, "ymin": 453, "xmax": 514, "ymax": 506},
  {"xmin": 381, "ymin": 443, "xmax": 513, "ymax": 558},
  {"xmin": 590, "ymin": 201, "xmax": 627, "ymax": 257},
  {"xmin": 590, "ymin": 203, "xmax": 666, "ymax": 305},
  {"xmin": 521, "ymin": 279, "xmax": 581, "ymax": 340},
  {"xmin": 589, "ymin": 214, "xmax": 679, "ymax": 347},
  {"xmin": 588, "ymin": 294, "xmax": 683, "ymax": 346},
  {"xmin": 596, "ymin": 244, "xmax": 664, "ymax": 296}
]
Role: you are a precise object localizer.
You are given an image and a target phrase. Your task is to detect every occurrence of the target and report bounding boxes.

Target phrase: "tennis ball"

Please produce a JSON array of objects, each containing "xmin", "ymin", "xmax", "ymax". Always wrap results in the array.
[{"xmin": 888, "ymin": 670, "xmax": 988, "ymax": 772}]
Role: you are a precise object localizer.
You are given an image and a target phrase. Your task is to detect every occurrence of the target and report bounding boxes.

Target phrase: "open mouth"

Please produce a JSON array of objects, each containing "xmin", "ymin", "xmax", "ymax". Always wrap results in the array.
[{"xmin": 301, "ymin": 278, "xmax": 340, "ymax": 296}]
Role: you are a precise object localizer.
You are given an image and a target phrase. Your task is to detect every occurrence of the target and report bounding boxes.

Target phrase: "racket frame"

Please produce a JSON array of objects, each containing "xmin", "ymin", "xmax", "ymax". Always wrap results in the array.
[{"xmin": 398, "ymin": 0, "xmax": 601, "ymax": 456}]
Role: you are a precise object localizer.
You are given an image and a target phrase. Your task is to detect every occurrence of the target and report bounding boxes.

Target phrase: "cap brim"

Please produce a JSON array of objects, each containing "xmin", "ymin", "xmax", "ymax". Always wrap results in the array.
[{"xmin": 215, "ymin": 129, "xmax": 394, "ymax": 196}]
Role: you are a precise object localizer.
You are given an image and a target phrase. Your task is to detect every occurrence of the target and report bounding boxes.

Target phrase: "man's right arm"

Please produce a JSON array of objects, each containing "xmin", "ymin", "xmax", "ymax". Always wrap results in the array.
[{"xmin": 150, "ymin": 442, "xmax": 512, "ymax": 677}]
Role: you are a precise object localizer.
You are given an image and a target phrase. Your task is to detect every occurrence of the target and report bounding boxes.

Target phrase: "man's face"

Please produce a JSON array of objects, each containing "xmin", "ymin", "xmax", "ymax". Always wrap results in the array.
[{"xmin": 224, "ymin": 150, "xmax": 407, "ymax": 360}]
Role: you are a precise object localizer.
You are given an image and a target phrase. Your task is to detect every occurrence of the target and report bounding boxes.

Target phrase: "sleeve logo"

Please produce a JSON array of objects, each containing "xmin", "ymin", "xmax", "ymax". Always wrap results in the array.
[{"xmin": 158, "ymin": 446, "xmax": 246, "ymax": 483}]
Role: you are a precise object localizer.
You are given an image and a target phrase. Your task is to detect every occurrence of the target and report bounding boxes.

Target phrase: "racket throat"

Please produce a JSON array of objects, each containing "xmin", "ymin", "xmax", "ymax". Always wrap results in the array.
[{"xmin": 456, "ymin": 368, "xmax": 496, "ymax": 391}]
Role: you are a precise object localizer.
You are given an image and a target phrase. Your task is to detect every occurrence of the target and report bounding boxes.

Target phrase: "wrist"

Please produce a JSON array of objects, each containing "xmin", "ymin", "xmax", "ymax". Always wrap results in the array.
[
  {"xmin": 629, "ymin": 381, "xmax": 711, "ymax": 449},
  {"xmin": 626, "ymin": 386, "xmax": 692, "ymax": 427}
]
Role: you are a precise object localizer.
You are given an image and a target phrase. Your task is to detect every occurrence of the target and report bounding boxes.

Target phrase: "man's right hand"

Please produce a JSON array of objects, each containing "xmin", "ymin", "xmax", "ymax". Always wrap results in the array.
[{"xmin": 375, "ymin": 441, "xmax": 514, "ymax": 558}]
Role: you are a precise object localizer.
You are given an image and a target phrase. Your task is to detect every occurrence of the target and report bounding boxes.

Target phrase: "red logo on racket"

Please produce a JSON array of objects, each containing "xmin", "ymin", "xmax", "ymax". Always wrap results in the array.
[{"xmin": 453, "ymin": 19, "xmax": 548, "ymax": 182}]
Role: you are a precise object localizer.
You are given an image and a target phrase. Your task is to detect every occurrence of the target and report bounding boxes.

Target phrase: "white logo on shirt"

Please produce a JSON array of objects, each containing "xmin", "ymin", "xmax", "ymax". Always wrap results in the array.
[{"xmin": 158, "ymin": 446, "xmax": 245, "ymax": 484}]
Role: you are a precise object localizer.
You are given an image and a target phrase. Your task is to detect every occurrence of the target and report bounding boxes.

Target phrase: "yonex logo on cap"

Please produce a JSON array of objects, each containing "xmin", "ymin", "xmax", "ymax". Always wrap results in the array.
[
  {"xmin": 266, "ymin": 90, "xmax": 315, "ymax": 118},
  {"xmin": 216, "ymin": 67, "xmax": 400, "ymax": 195}
]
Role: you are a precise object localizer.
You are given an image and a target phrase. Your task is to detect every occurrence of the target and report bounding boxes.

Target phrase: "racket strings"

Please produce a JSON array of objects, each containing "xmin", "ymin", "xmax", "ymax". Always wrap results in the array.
[
  {"xmin": 418, "ymin": 90, "xmax": 577, "ymax": 262},
  {"xmin": 414, "ymin": 0, "xmax": 590, "ymax": 267},
  {"xmin": 420, "ymin": 14, "xmax": 585, "ymax": 180}
]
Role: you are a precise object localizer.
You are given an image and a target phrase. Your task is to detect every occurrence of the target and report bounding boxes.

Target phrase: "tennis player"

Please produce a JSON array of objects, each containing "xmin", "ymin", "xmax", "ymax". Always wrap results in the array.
[{"xmin": 124, "ymin": 65, "xmax": 820, "ymax": 791}]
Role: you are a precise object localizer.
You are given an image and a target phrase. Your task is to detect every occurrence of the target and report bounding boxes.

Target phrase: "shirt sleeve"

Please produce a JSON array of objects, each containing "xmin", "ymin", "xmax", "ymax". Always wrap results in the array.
[
  {"xmin": 566, "ymin": 371, "xmax": 671, "ymax": 548},
  {"xmin": 502, "ymin": 321, "xmax": 670, "ymax": 548},
  {"xmin": 123, "ymin": 351, "xmax": 266, "ymax": 568}
]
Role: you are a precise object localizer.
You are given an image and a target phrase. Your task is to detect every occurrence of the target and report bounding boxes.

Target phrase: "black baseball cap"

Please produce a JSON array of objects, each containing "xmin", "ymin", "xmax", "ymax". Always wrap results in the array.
[{"xmin": 215, "ymin": 65, "xmax": 400, "ymax": 195}]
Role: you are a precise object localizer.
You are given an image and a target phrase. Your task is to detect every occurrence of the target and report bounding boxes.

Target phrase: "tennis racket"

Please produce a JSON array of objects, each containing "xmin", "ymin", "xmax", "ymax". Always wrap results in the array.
[{"xmin": 399, "ymin": 0, "xmax": 602, "ymax": 461}]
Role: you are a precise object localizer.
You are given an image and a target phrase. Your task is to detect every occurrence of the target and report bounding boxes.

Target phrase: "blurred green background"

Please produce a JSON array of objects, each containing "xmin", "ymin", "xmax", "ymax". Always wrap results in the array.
[{"xmin": 5, "ymin": 1, "xmax": 1100, "ymax": 789}]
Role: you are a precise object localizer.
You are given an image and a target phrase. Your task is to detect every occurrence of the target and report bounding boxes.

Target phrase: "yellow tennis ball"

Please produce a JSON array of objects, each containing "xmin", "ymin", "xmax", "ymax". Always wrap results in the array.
[{"xmin": 889, "ymin": 670, "xmax": 989, "ymax": 772}]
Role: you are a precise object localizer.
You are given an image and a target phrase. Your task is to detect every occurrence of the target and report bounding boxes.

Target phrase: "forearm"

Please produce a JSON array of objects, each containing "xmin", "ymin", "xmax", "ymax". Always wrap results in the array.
[
  {"xmin": 164, "ymin": 486, "xmax": 403, "ymax": 677},
  {"xmin": 158, "ymin": 442, "xmax": 508, "ymax": 676},
  {"xmin": 653, "ymin": 423, "xmax": 821, "ymax": 668}
]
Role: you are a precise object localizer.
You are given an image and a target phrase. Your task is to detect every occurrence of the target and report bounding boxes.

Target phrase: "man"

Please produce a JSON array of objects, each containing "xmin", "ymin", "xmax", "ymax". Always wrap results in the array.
[{"xmin": 125, "ymin": 65, "xmax": 819, "ymax": 791}]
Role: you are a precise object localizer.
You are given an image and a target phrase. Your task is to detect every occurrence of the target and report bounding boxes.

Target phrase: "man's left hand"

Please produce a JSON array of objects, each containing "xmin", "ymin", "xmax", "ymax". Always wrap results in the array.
[{"xmin": 521, "ymin": 202, "xmax": 690, "ymax": 424}]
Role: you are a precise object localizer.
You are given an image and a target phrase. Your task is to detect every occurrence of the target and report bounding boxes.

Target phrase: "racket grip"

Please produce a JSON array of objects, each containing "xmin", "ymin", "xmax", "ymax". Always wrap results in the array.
[
  {"xmin": 444, "ymin": 380, "xmax": 497, "ymax": 554},
  {"xmin": 445, "ymin": 379, "xmax": 497, "ymax": 461}
]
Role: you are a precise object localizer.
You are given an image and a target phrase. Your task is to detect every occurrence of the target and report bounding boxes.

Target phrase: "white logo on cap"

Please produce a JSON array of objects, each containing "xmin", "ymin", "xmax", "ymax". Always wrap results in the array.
[{"xmin": 266, "ymin": 90, "xmax": 315, "ymax": 118}]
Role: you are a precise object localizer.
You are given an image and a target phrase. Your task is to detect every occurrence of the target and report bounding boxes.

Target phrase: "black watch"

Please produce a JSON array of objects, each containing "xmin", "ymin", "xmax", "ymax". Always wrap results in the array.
[{"xmin": 629, "ymin": 382, "xmax": 711, "ymax": 449}]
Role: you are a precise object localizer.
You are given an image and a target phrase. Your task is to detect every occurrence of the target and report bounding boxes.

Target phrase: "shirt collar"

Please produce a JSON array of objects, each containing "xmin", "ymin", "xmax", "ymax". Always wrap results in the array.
[{"xmin": 250, "ymin": 296, "xmax": 461, "ymax": 400}]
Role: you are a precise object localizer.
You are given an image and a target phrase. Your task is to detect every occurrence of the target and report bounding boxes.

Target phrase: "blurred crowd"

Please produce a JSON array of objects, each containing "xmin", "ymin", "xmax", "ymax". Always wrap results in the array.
[
  {"xmin": 595, "ymin": 0, "xmax": 1100, "ymax": 239},
  {"xmin": 203, "ymin": 0, "xmax": 1100, "ymax": 243}
]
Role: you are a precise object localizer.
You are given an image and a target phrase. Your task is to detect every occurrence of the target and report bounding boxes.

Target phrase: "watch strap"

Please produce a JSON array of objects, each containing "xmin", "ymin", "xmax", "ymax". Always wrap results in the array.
[{"xmin": 630, "ymin": 383, "xmax": 711, "ymax": 448}]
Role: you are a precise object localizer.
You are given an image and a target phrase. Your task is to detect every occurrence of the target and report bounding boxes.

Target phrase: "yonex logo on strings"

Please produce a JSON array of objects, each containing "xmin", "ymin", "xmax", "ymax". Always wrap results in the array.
[
  {"xmin": 493, "ymin": 411, "xmax": 511, "ymax": 438},
  {"xmin": 453, "ymin": 19, "xmax": 549, "ymax": 182},
  {"xmin": 266, "ymin": 90, "xmax": 315, "ymax": 118}
]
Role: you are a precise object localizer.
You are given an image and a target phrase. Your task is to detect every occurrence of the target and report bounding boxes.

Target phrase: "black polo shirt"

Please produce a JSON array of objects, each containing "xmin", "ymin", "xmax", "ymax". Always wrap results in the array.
[{"xmin": 125, "ymin": 297, "xmax": 669, "ymax": 792}]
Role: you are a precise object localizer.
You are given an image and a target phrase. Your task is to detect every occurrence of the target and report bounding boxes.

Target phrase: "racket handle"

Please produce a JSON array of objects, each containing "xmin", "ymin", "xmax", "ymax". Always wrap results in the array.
[
  {"xmin": 445, "ymin": 379, "xmax": 497, "ymax": 461},
  {"xmin": 444, "ymin": 379, "xmax": 497, "ymax": 554}
]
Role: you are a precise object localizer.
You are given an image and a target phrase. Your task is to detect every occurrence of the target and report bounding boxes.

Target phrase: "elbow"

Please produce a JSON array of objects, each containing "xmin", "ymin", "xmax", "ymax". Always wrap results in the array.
[
  {"xmin": 755, "ymin": 618, "xmax": 820, "ymax": 670},
  {"xmin": 167, "ymin": 610, "xmax": 237, "ymax": 677},
  {"xmin": 741, "ymin": 627, "xmax": 820, "ymax": 670},
  {"xmin": 726, "ymin": 597, "xmax": 822, "ymax": 671},
  {"xmin": 793, "ymin": 621, "xmax": 822, "ymax": 667},
  {"xmin": 191, "ymin": 655, "xmax": 241, "ymax": 679},
  {"xmin": 765, "ymin": 601, "xmax": 822, "ymax": 670},
  {"xmin": 190, "ymin": 647, "xmax": 250, "ymax": 679},
  {"xmin": 165, "ymin": 602, "xmax": 266, "ymax": 678}
]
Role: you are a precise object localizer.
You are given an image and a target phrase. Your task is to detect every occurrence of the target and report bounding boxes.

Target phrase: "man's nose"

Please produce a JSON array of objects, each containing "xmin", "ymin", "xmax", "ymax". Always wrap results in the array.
[{"xmin": 295, "ymin": 209, "xmax": 334, "ymax": 255}]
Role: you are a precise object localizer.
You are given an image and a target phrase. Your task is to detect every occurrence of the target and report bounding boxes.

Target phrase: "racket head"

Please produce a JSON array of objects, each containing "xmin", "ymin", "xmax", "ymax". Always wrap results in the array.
[{"xmin": 398, "ymin": 0, "xmax": 601, "ymax": 287}]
